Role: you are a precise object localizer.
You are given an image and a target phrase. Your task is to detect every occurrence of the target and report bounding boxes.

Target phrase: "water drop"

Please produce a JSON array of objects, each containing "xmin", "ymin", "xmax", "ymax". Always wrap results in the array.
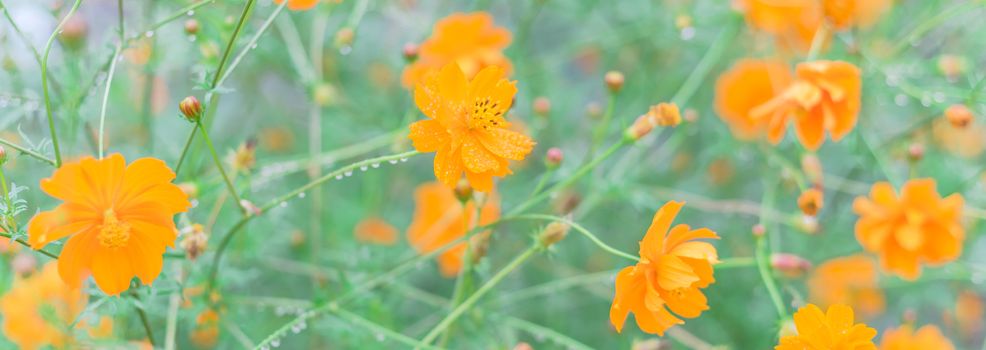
[
  {"xmin": 399, "ymin": 157, "xmax": 408, "ymax": 162},
  {"xmin": 375, "ymin": 333, "xmax": 385, "ymax": 342},
  {"xmin": 894, "ymin": 94, "xmax": 908, "ymax": 107},
  {"xmin": 260, "ymin": 346, "xmax": 270, "ymax": 350},
  {"xmin": 144, "ymin": 31, "xmax": 154, "ymax": 38},
  {"xmin": 335, "ymin": 175, "xmax": 344, "ymax": 180},
  {"xmin": 271, "ymin": 338, "xmax": 281, "ymax": 348},
  {"xmin": 279, "ymin": 201, "xmax": 287, "ymax": 208},
  {"xmin": 186, "ymin": 10, "xmax": 195, "ymax": 16},
  {"xmin": 933, "ymin": 92, "xmax": 946, "ymax": 103},
  {"xmin": 339, "ymin": 46, "xmax": 352, "ymax": 55},
  {"xmin": 297, "ymin": 192, "xmax": 306, "ymax": 198},
  {"xmin": 388, "ymin": 160, "xmax": 398, "ymax": 164},
  {"xmin": 920, "ymin": 95, "xmax": 932, "ymax": 107},
  {"xmin": 251, "ymin": 43, "xmax": 258, "ymax": 49},
  {"xmin": 275, "ymin": 306, "xmax": 287, "ymax": 316},
  {"xmin": 190, "ymin": 199, "xmax": 200, "ymax": 208},
  {"xmin": 679, "ymin": 27, "xmax": 696, "ymax": 41},
  {"xmin": 360, "ymin": 165, "xmax": 368, "ymax": 171},
  {"xmin": 188, "ymin": 35, "xmax": 197, "ymax": 42},
  {"xmin": 344, "ymin": 171, "xmax": 353, "ymax": 177},
  {"xmin": 370, "ymin": 163, "xmax": 380, "ymax": 168}
]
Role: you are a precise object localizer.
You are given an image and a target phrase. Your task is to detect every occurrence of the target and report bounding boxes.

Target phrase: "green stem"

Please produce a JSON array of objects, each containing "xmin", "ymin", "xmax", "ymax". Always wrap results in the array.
[
  {"xmin": 41, "ymin": 0, "xmax": 85, "ymax": 167},
  {"xmin": 503, "ymin": 317, "xmax": 593, "ymax": 350},
  {"xmin": 670, "ymin": 15, "xmax": 741, "ymax": 107},
  {"xmin": 197, "ymin": 121, "xmax": 246, "ymax": 215},
  {"xmin": 717, "ymin": 257, "xmax": 757, "ymax": 269},
  {"xmin": 97, "ymin": 44, "xmax": 123, "ymax": 159},
  {"xmin": 588, "ymin": 92, "xmax": 617, "ymax": 159},
  {"xmin": 509, "ymin": 138, "xmax": 630, "ymax": 216},
  {"xmin": 130, "ymin": 0, "xmax": 215, "ymax": 41},
  {"xmin": 173, "ymin": 127, "xmax": 197, "ymax": 175},
  {"xmin": 0, "ymin": 0, "xmax": 43, "ymax": 65},
  {"xmin": 756, "ymin": 177, "xmax": 788, "ymax": 320},
  {"xmin": 890, "ymin": 1, "xmax": 983, "ymax": 57},
  {"xmin": 0, "ymin": 169, "xmax": 12, "ymax": 214},
  {"xmin": 0, "ymin": 231, "xmax": 59, "ymax": 259},
  {"xmin": 218, "ymin": 1, "xmax": 287, "ymax": 85},
  {"xmin": 332, "ymin": 307, "xmax": 442, "ymax": 350},
  {"xmin": 511, "ymin": 214, "xmax": 638, "ymax": 261},
  {"xmin": 527, "ymin": 168, "xmax": 553, "ymax": 199},
  {"xmin": 417, "ymin": 245, "xmax": 540, "ymax": 348},
  {"xmin": 131, "ymin": 291, "xmax": 156, "ymax": 347},
  {"xmin": 0, "ymin": 138, "xmax": 55, "ymax": 166}
]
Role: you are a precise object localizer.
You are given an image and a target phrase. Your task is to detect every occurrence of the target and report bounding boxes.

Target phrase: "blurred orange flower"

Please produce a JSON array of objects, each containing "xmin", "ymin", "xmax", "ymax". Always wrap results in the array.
[
  {"xmin": 932, "ymin": 118, "xmax": 985, "ymax": 158},
  {"xmin": 354, "ymin": 216, "xmax": 399, "ymax": 245},
  {"xmin": 409, "ymin": 63, "xmax": 535, "ymax": 192},
  {"xmin": 610, "ymin": 201, "xmax": 719, "ymax": 336},
  {"xmin": 955, "ymin": 290, "xmax": 984, "ymax": 341},
  {"xmin": 853, "ymin": 179, "xmax": 964, "ymax": 280},
  {"xmin": 27, "ymin": 154, "xmax": 191, "ymax": 295},
  {"xmin": 879, "ymin": 324, "xmax": 954, "ymax": 350},
  {"xmin": 0, "ymin": 262, "xmax": 112, "ymax": 350},
  {"xmin": 407, "ymin": 182, "xmax": 500, "ymax": 277},
  {"xmin": 776, "ymin": 304, "xmax": 877, "ymax": 350},
  {"xmin": 190, "ymin": 309, "xmax": 220, "ymax": 349},
  {"xmin": 753, "ymin": 60, "xmax": 862, "ymax": 150},
  {"xmin": 736, "ymin": 0, "xmax": 825, "ymax": 53},
  {"xmin": 823, "ymin": 0, "xmax": 893, "ymax": 31},
  {"xmin": 274, "ymin": 0, "xmax": 319, "ymax": 11},
  {"xmin": 808, "ymin": 255, "xmax": 885, "ymax": 318},
  {"xmin": 402, "ymin": 12, "xmax": 513, "ymax": 87},
  {"xmin": 715, "ymin": 59, "xmax": 792, "ymax": 140}
]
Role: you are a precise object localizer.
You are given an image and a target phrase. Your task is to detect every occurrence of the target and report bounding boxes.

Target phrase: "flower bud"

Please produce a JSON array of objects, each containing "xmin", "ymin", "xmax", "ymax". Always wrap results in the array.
[
  {"xmin": 0, "ymin": 146, "xmax": 7, "ymax": 166},
  {"xmin": 469, "ymin": 231, "xmax": 491, "ymax": 264},
  {"xmin": 752, "ymin": 224, "xmax": 766, "ymax": 238},
  {"xmin": 625, "ymin": 114, "xmax": 656, "ymax": 141},
  {"xmin": 184, "ymin": 19, "xmax": 200, "ymax": 35},
  {"xmin": 12, "ymin": 252, "xmax": 36, "ymax": 276},
  {"xmin": 675, "ymin": 15, "xmax": 693, "ymax": 30},
  {"xmin": 937, "ymin": 55, "xmax": 967, "ymax": 82},
  {"xmin": 2, "ymin": 56, "xmax": 15, "ymax": 73},
  {"xmin": 649, "ymin": 102, "xmax": 681, "ymax": 127},
  {"xmin": 58, "ymin": 15, "xmax": 88, "ymax": 51},
  {"xmin": 800, "ymin": 154, "xmax": 823, "ymax": 187},
  {"xmin": 945, "ymin": 104, "xmax": 974, "ymax": 128},
  {"xmin": 586, "ymin": 102, "xmax": 602, "ymax": 120},
  {"xmin": 179, "ymin": 96, "xmax": 203, "ymax": 122},
  {"xmin": 533, "ymin": 97, "xmax": 551, "ymax": 118},
  {"xmin": 402, "ymin": 42, "xmax": 419, "ymax": 62},
  {"xmin": 545, "ymin": 147, "xmax": 563, "ymax": 169},
  {"xmin": 799, "ymin": 215, "xmax": 819, "ymax": 234},
  {"xmin": 539, "ymin": 221, "xmax": 570, "ymax": 247},
  {"xmin": 290, "ymin": 230, "xmax": 306, "ymax": 248},
  {"xmin": 604, "ymin": 71, "xmax": 624, "ymax": 93},
  {"xmin": 553, "ymin": 190, "xmax": 581, "ymax": 215},
  {"xmin": 180, "ymin": 224, "xmax": 208, "ymax": 261},
  {"xmin": 334, "ymin": 27, "xmax": 355, "ymax": 48},
  {"xmin": 178, "ymin": 182, "xmax": 199, "ymax": 199},
  {"xmin": 770, "ymin": 253, "xmax": 812, "ymax": 278},
  {"xmin": 240, "ymin": 200, "xmax": 262, "ymax": 216},
  {"xmin": 908, "ymin": 143, "xmax": 924, "ymax": 162},
  {"xmin": 313, "ymin": 83, "xmax": 337, "ymax": 107},
  {"xmin": 683, "ymin": 108, "xmax": 698, "ymax": 123},
  {"xmin": 797, "ymin": 188, "xmax": 824, "ymax": 216},
  {"xmin": 453, "ymin": 179, "xmax": 474, "ymax": 204},
  {"xmin": 513, "ymin": 343, "xmax": 534, "ymax": 350}
]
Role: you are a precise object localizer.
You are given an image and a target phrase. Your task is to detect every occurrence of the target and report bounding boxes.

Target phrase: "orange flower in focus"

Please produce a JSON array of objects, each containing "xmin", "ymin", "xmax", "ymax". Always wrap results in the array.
[
  {"xmin": 274, "ymin": 0, "xmax": 318, "ymax": 11},
  {"xmin": 190, "ymin": 310, "xmax": 220, "ymax": 349},
  {"xmin": 407, "ymin": 182, "xmax": 500, "ymax": 277},
  {"xmin": 354, "ymin": 216, "xmax": 399, "ymax": 245},
  {"xmin": 715, "ymin": 59, "xmax": 793, "ymax": 140},
  {"xmin": 808, "ymin": 255, "xmax": 885, "ymax": 318},
  {"xmin": 853, "ymin": 179, "xmax": 964, "ymax": 280},
  {"xmin": 823, "ymin": 0, "xmax": 893, "ymax": 31},
  {"xmin": 752, "ymin": 60, "xmax": 862, "ymax": 150},
  {"xmin": 27, "ymin": 154, "xmax": 191, "ymax": 295},
  {"xmin": 409, "ymin": 63, "xmax": 535, "ymax": 192},
  {"xmin": 736, "ymin": 0, "xmax": 825, "ymax": 53},
  {"xmin": 402, "ymin": 12, "xmax": 513, "ymax": 87},
  {"xmin": 776, "ymin": 304, "xmax": 877, "ymax": 350},
  {"xmin": 0, "ymin": 262, "xmax": 112, "ymax": 350},
  {"xmin": 610, "ymin": 201, "xmax": 719, "ymax": 336},
  {"xmin": 879, "ymin": 325, "xmax": 954, "ymax": 350}
]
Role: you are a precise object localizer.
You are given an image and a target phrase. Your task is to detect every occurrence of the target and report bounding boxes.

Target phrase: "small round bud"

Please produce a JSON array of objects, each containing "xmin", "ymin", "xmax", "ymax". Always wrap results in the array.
[
  {"xmin": 290, "ymin": 230, "xmax": 306, "ymax": 248},
  {"xmin": 553, "ymin": 190, "xmax": 582, "ymax": 215},
  {"xmin": 180, "ymin": 224, "xmax": 208, "ymax": 261},
  {"xmin": 532, "ymin": 97, "xmax": 551, "ymax": 118},
  {"xmin": 179, "ymin": 96, "xmax": 203, "ymax": 122},
  {"xmin": 11, "ymin": 252, "xmax": 36, "ymax": 276},
  {"xmin": 469, "ymin": 232, "xmax": 491, "ymax": 264},
  {"xmin": 184, "ymin": 19, "xmax": 200, "ymax": 35},
  {"xmin": 902, "ymin": 308, "xmax": 917, "ymax": 325},
  {"xmin": 539, "ymin": 222, "xmax": 570, "ymax": 247},
  {"xmin": 334, "ymin": 27, "xmax": 355, "ymax": 48},
  {"xmin": 513, "ymin": 343, "xmax": 534, "ymax": 350},
  {"xmin": 625, "ymin": 114, "xmax": 656, "ymax": 141},
  {"xmin": 675, "ymin": 15, "xmax": 693, "ymax": 30},
  {"xmin": 58, "ymin": 15, "xmax": 88, "ymax": 51},
  {"xmin": 313, "ymin": 83, "xmax": 337, "ymax": 107},
  {"xmin": 797, "ymin": 188, "xmax": 824, "ymax": 216},
  {"xmin": 545, "ymin": 147, "xmax": 563, "ymax": 168},
  {"xmin": 240, "ymin": 200, "xmax": 262, "ymax": 216},
  {"xmin": 937, "ymin": 55, "xmax": 967, "ymax": 82},
  {"xmin": 2, "ymin": 56, "xmax": 15, "ymax": 73},
  {"xmin": 770, "ymin": 253, "xmax": 812, "ymax": 278},
  {"xmin": 604, "ymin": 71, "xmax": 625, "ymax": 93},
  {"xmin": 752, "ymin": 224, "xmax": 766, "ymax": 238},
  {"xmin": 454, "ymin": 179, "xmax": 473, "ymax": 203},
  {"xmin": 799, "ymin": 215, "xmax": 819, "ymax": 234},
  {"xmin": 683, "ymin": 108, "xmax": 699, "ymax": 123},
  {"xmin": 402, "ymin": 42, "xmax": 419, "ymax": 62},
  {"xmin": 0, "ymin": 146, "xmax": 7, "ymax": 166},
  {"xmin": 908, "ymin": 143, "xmax": 924, "ymax": 162},
  {"xmin": 586, "ymin": 102, "xmax": 602, "ymax": 120},
  {"xmin": 945, "ymin": 104, "xmax": 974, "ymax": 128}
]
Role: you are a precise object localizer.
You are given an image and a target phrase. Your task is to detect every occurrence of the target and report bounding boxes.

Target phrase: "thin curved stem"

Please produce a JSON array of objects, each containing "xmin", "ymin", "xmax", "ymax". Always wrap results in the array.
[
  {"xmin": 129, "ymin": 0, "xmax": 215, "ymax": 41},
  {"xmin": 41, "ymin": 0, "xmax": 84, "ymax": 167},
  {"xmin": 0, "ymin": 232, "xmax": 59, "ymax": 259},
  {"xmin": 196, "ymin": 121, "xmax": 245, "ymax": 215},
  {"xmin": 0, "ymin": 138, "xmax": 55, "ymax": 166},
  {"xmin": 218, "ymin": 1, "xmax": 287, "ymax": 85},
  {"xmin": 511, "ymin": 214, "xmax": 638, "ymax": 261},
  {"xmin": 97, "ymin": 45, "xmax": 123, "ymax": 159},
  {"xmin": 333, "ymin": 307, "xmax": 443, "ymax": 350}
]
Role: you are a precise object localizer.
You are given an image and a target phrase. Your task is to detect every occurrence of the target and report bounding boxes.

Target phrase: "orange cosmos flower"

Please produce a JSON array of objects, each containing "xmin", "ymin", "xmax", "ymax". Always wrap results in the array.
[
  {"xmin": 407, "ymin": 182, "xmax": 500, "ymax": 277},
  {"xmin": 853, "ymin": 179, "xmax": 964, "ymax": 280},
  {"xmin": 752, "ymin": 60, "xmax": 862, "ymax": 150},
  {"xmin": 354, "ymin": 216, "xmax": 399, "ymax": 245},
  {"xmin": 402, "ymin": 12, "xmax": 513, "ymax": 87},
  {"xmin": 273, "ymin": 0, "xmax": 318, "ymax": 11},
  {"xmin": 409, "ymin": 63, "xmax": 535, "ymax": 192},
  {"xmin": 190, "ymin": 309, "xmax": 220, "ymax": 349},
  {"xmin": 610, "ymin": 201, "xmax": 719, "ymax": 336},
  {"xmin": 823, "ymin": 0, "xmax": 893, "ymax": 31},
  {"xmin": 879, "ymin": 325, "xmax": 954, "ymax": 350},
  {"xmin": 776, "ymin": 304, "xmax": 877, "ymax": 350},
  {"xmin": 955, "ymin": 290, "xmax": 984, "ymax": 341},
  {"xmin": 28, "ymin": 154, "xmax": 191, "ymax": 295},
  {"xmin": 0, "ymin": 262, "xmax": 112, "ymax": 350},
  {"xmin": 715, "ymin": 59, "xmax": 793, "ymax": 140},
  {"xmin": 736, "ymin": 0, "xmax": 825, "ymax": 53},
  {"xmin": 808, "ymin": 255, "xmax": 885, "ymax": 318}
]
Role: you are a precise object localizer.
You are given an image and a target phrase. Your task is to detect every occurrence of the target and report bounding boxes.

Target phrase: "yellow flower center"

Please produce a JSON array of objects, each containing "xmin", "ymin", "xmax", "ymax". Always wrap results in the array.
[
  {"xmin": 468, "ymin": 97, "xmax": 505, "ymax": 130},
  {"xmin": 97, "ymin": 209, "xmax": 131, "ymax": 249}
]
